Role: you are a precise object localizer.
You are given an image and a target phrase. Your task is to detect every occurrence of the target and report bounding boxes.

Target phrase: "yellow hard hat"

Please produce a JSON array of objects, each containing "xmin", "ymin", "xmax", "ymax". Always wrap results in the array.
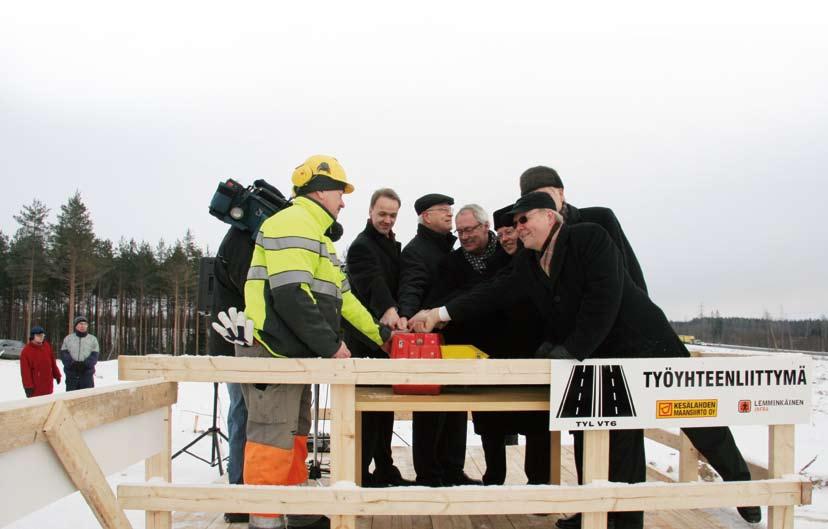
[{"xmin": 291, "ymin": 155, "xmax": 354, "ymax": 196}]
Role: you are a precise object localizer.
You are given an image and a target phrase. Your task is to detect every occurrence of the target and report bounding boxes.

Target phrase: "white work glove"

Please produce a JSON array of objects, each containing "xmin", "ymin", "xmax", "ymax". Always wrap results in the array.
[{"xmin": 212, "ymin": 307, "xmax": 254, "ymax": 346}]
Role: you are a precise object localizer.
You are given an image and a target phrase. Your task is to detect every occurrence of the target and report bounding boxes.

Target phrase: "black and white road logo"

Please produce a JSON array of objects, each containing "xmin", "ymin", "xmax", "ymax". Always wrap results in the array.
[{"xmin": 555, "ymin": 364, "xmax": 637, "ymax": 418}]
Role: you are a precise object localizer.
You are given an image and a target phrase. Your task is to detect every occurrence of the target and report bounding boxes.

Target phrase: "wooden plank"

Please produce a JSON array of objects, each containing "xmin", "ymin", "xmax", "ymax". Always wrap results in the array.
[
  {"xmin": 644, "ymin": 428, "xmax": 768, "ymax": 479},
  {"xmin": 0, "ymin": 407, "xmax": 166, "ymax": 527},
  {"xmin": 355, "ymin": 411, "xmax": 363, "ymax": 486},
  {"xmin": 549, "ymin": 432, "xmax": 561, "ymax": 485},
  {"xmin": 119, "ymin": 356, "xmax": 553, "ymax": 385},
  {"xmin": 146, "ymin": 405, "xmax": 173, "ymax": 529},
  {"xmin": 768, "ymin": 424, "xmax": 795, "ymax": 529},
  {"xmin": 117, "ymin": 479, "xmax": 808, "ymax": 515},
  {"xmin": 43, "ymin": 401, "xmax": 133, "ymax": 529},
  {"xmin": 330, "ymin": 384, "xmax": 357, "ymax": 529},
  {"xmin": 355, "ymin": 387, "xmax": 549, "ymax": 412},
  {"xmin": 678, "ymin": 432, "xmax": 699, "ymax": 482},
  {"xmin": 581, "ymin": 430, "xmax": 609, "ymax": 529},
  {"xmin": 0, "ymin": 379, "xmax": 177, "ymax": 454}
]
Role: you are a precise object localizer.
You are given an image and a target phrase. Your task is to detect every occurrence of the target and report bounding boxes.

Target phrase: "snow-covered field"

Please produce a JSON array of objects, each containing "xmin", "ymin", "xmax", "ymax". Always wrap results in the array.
[{"xmin": 1, "ymin": 349, "xmax": 825, "ymax": 528}]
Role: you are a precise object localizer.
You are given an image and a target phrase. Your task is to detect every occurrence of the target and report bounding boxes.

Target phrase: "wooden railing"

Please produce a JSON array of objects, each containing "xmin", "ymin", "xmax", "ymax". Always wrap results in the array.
[{"xmin": 113, "ymin": 355, "xmax": 810, "ymax": 529}]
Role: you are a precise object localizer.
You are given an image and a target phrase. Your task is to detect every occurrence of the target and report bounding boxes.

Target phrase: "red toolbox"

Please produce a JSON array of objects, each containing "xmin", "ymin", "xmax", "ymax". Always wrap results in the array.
[{"xmin": 389, "ymin": 332, "xmax": 442, "ymax": 395}]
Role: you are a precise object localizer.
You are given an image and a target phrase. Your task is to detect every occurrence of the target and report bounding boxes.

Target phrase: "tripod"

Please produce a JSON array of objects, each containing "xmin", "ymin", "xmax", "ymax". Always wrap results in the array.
[{"xmin": 172, "ymin": 382, "xmax": 229, "ymax": 474}]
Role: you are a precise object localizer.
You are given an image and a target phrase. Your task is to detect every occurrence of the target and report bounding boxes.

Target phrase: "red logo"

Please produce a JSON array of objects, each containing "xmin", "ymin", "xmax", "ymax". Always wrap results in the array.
[{"xmin": 738, "ymin": 400, "xmax": 752, "ymax": 413}]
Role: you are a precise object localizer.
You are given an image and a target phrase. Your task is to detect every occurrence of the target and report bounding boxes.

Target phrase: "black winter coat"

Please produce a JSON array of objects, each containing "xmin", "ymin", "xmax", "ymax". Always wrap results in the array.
[
  {"xmin": 398, "ymin": 224, "xmax": 456, "ymax": 318},
  {"xmin": 209, "ymin": 227, "xmax": 255, "ymax": 356},
  {"xmin": 344, "ymin": 221, "xmax": 402, "ymax": 357},
  {"xmin": 446, "ymin": 222, "xmax": 687, "ymax": 361},
  {"xmin": 565, "ymin": 203, "xmax": 647, "ymax": 293}
]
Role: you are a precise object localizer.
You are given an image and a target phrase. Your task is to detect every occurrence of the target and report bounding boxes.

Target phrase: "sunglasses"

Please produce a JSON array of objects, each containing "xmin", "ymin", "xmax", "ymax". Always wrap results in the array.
[{"xmin": 512, "ymin": 210, "xmax": 544, "ymax": 228}]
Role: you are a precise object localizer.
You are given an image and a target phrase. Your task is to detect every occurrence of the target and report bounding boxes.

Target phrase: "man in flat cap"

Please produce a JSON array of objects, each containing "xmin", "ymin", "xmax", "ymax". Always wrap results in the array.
[
  {"xmin": 411, "ymin": 191, "xmax": 760, "ymax": 527},
  {"xmin": 519, "ymin": 168, "xmax": 759, "ymax": 527},
  {"xmin": 398, "ymin": 193, "xmax": 480, "ymax": 486}
]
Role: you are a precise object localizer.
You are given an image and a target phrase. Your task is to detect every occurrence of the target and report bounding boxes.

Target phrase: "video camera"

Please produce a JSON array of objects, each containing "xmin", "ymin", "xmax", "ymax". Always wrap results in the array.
[{"xmin": 209, "ymin": 179, "xmax": 290, "ymax": 238}]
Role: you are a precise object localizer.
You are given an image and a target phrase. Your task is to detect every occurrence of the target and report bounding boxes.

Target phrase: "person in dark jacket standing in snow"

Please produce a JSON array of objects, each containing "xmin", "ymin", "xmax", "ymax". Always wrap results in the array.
[
  {"xmin": 60, "ymin": 316, "xmax": 99, "ymax": 391},
  {"xmin": 20, "ymin": 326, "xmax": 61, "ymax": 397}
]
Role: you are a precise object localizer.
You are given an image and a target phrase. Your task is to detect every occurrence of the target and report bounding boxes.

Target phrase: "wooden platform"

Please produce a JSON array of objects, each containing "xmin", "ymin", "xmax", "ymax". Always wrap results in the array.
[{"xmin": 178, "ymin": 445, "xmax": 733, "ymax": 529}]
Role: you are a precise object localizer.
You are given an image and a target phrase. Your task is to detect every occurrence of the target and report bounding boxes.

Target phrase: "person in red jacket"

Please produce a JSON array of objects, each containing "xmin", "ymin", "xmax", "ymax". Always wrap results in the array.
[{"xmin": 20, "ymin": 326, "xmax": 61, "ymax": 398}]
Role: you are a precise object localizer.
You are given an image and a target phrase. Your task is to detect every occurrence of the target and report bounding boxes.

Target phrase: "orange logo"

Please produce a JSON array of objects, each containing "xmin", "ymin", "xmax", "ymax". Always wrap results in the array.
[
  {"xmin": 738, "ymin": 400, "xmax": 752, "ymax": 413},
  {"xmin": 657, "ymin": 402, "xmax": 673, "ymax": 417}
]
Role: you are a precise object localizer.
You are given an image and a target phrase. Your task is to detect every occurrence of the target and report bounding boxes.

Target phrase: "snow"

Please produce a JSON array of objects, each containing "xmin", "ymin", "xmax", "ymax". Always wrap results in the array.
[{"xmin": 1, "ymin": 350, "xmax": 826, "ymax": 528}]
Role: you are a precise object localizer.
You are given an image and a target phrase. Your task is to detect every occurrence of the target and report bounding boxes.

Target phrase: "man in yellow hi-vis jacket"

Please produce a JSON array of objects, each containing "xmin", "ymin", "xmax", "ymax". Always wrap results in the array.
[{"xmin": 242, "ymin": 155, "xmax": 390, "ymax": 529}]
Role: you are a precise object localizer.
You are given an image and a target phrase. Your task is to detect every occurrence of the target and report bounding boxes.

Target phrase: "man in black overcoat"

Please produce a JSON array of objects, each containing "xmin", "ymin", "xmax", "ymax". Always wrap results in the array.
[
  {"xmin": 520, "ymin": 167, "xmax": 760, "ymax": 526},
  {"xmin": 343, "ymin": 188, "xmax": 413, "ymax": 487},
  {"xmin": 398, "ymin": 193, "xmax": 480, "ymax": 486}
]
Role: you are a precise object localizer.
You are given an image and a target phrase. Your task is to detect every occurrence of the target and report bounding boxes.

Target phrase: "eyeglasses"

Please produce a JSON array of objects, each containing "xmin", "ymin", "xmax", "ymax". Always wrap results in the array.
[{"xmin": 455, "ymin": 223, "xmax": 482, "ymax": 236}]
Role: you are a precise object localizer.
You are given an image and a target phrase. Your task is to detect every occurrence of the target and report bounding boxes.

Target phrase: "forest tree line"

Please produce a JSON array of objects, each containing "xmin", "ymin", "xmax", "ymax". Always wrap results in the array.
[
  {"xmin": 0, "ymin": 192, "xmax": 209, "ymax": 358},
  {"xmin": 670, "ymin": 313, "xmax": 828, "ymax": 353},
  {"xmin": 2, "ymin": 192, "xmax": 826, "ymax": 357}
]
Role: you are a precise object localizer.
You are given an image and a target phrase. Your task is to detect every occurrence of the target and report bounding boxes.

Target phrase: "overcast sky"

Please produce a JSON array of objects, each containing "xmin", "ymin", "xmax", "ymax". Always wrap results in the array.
[{"xmin": 2, "ymin": 2, "xmax": 826, "ymax": 321}]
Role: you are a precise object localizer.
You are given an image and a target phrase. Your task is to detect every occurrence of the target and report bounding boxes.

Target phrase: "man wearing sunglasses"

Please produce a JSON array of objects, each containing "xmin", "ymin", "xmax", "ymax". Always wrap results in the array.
[
  {"xmin": 411, "ymin": 191, "xmax": 760, "ymax": 528},
  {"xmin": 518, "ymin": 167, "xmax": 759, "ymax": 527}
]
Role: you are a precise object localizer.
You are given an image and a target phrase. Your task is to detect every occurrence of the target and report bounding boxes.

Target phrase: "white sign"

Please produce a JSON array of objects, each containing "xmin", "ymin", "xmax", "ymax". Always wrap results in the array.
[{"xmin": 548, "ymin": 354, "xmax": 812, "ymax": 431}]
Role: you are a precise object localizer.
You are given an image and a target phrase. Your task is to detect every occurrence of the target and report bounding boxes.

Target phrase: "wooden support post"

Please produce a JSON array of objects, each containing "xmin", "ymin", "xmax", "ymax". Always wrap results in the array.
[
  {"xmin": 145, "ymin": 405, "xmax": 172, "ymax": 529},
  {"xmin": 43, "ymin": 401, "xmax": 133, "ymax": 529},
  {"xmin": 355, "ymin": 411, "xmax": 363, "ymax": 486},
  {"xmin": 581, "ymin": 430, "xmax": 609, "ymax": 529},
  {"xmin": 768, "ymin": 424, "xmax": 795, "ymax": 529},
  {"xmin": 550, "ymin": 431, "xmax": 561, "ymax": 485},
  {"xmin": 678, "ymin": 431, "xmax": 700, "ymax": 482},
  {"xmin": 329, "ymin": 384, "xmax": 356, "ymax": 529}
]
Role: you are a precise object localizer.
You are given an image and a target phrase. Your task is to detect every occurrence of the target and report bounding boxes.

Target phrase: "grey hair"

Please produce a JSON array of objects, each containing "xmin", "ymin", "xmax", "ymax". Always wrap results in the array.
[{"xmin": 456, "ymin": 204, "xmax": 489, "ymax": 225}]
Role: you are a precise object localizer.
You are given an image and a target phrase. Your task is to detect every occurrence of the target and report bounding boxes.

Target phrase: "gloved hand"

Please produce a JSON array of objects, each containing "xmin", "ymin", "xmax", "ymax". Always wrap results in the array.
[
  {"xmin": 534, "ymin": 342, "xmax": 572, "ymax": 360},
  {"xmin": 25, "ymin": 387, "xmax": 34, "ymax": 398},
  {"xmin": 212, "ymin": 307, "xmax": 254, "ymax": 346}
]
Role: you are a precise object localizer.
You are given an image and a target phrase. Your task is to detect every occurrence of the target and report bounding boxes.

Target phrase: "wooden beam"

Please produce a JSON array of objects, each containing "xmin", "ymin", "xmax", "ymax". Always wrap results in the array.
[
  {"xmin": 550, "ymin": 431, "xmax": 561, "ymax": 485},
  {"xmin": 355, "ymin": 386, "xmax": 549, "ymax": 412},
  {"xmin": 678, "ymin": 432, "xmax": 700, "ymax": 482},
  {"xmin": 0, "ymin": 379, "xmax": 177, "ymax": 455},
  {"xmin": 119, "ymin": 355, "xmax": 553, "ymax": 385},
  {"xmin": 145, "ymin": 406, "xmax": 172, "ymax": 529},
  {"xmin": 117, "ymin": 479, "xmax": 810, "ymax": 515},
  {"xmin": 329, "ymin": 384, "xmax": 357, "ymax": 529},
  {"xmin": 644, "ymin": 428, "xmax": 768, "ymax": 479},
  {"xmin": 768, "ymin": 425, "xmax": 795, "ymax": 529},
  {"xmin": 581, "ymin": 430, "xmax": 609, "ymax": 529},
  {"xmin": 44, "ymin": 401, "xmax": 133, "ymax": 529}
]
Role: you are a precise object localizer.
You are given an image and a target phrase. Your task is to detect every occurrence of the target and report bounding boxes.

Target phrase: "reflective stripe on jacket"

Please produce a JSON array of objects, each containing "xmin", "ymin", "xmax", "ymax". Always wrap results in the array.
[{"xmin": 244, "ymin": 196, "xmax": 386, "ymax": 358}]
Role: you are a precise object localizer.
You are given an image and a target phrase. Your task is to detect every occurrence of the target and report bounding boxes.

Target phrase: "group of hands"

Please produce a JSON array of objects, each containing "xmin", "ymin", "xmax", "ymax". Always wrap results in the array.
[{"xmin": 213, "ymin": 306, "xmax": 571, "ymax": 361}]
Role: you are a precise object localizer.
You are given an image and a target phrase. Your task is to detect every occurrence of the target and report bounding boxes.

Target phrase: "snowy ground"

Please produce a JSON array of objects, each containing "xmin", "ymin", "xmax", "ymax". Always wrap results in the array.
[{"xmin": 1, "ymin": 348, "xmax": 825, "ymax": 528}]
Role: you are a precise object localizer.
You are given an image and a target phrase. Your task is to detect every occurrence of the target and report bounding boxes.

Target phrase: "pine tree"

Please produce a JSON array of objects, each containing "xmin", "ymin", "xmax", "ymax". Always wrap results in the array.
[
  {"xmin": 9, "ymin": 200, "xmax": 51, "ymax": 335},
  {"xmin": 50, "ymin": 191, "xmax": 96, "ymax": 334}
]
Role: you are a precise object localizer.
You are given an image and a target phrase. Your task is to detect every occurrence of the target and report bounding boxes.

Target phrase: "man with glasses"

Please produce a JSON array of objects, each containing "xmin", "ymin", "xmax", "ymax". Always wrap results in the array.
[
  {"xmin": 519, "ymin": 167, "xmax": 759, "ymax": 527},
  {"xmin": 398, "ymin": 193, "xmax": 481, "ymax": 487}
]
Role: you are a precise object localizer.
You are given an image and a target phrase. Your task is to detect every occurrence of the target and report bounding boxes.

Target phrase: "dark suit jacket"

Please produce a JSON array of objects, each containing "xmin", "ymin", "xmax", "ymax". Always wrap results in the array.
[
  {"xmin": 446, "ymin": 222, "xmax": 687, "ymax": 361},
  {"xmin": 344, "ymin": 221, "xmax": 402, "ymax": 357},
  {"xmin": 398, "ymin": 224, "xmax": 456, "ymax": 318}
]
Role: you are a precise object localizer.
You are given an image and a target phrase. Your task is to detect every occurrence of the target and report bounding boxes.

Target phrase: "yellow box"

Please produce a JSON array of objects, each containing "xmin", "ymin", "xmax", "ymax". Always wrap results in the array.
[{"xmin": 440, "ymin": 345, "xmax": 489, "ymax": 359}]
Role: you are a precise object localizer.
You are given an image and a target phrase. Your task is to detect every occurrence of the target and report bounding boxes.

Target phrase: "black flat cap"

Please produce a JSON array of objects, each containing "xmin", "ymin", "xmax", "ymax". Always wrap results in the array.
[
  {"xmin": 520, "ymin": 166, "xmax": 564, "ymax": 196},
  {"xmin": 414, "ymin": 193, "xmax": 454, "ymax": 215},
  {"xmin": 492, "ymin": 204, "xmax": 514, "ymax": 230},
  {"xmin": 506, "ymin": 191, "xmax": 558, "ymax": 217}
]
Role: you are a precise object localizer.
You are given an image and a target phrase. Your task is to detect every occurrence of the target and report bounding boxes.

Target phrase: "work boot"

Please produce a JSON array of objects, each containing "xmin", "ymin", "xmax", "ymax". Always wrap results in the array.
[
  {"xmin": 444, "ymin": 473, "xmax": 483, "ymax": 486},
  {"xmin": 373, "ymin": 466, "xmax": 416, "ymax": 486},
  {"xmin": 224, "ymin": 512, "xmax": 249, "ymax": 523},
  {"xmin": 287, "ymin": 515, "xmax": 330, "ymax": 529},
  {"xmin": 737, "ymin": 506, "xmax": 762, "ymax": 523},
  {"xmin": 555, "ymin": 513, "xmax": 580, "ymax": 529}
]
